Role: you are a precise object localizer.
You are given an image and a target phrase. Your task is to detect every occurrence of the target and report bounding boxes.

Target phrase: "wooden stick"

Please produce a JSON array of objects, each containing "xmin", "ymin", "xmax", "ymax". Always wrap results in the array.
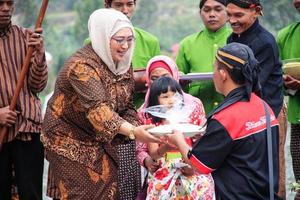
[{"xmin": 0, "ymin": 0, "xmax": 49, "ymax": 149}]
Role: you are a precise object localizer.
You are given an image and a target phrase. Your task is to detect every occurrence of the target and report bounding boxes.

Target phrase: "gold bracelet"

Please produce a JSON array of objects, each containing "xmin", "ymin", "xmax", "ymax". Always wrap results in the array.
[{"xmin": 129, "ymin": 125, "xmax": 135, "ymax": 140}]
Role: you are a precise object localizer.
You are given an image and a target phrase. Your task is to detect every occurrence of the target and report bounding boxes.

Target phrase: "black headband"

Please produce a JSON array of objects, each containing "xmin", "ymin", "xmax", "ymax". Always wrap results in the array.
[
  {"xmin": 199, "ymin": 0, "xmax": 227, "ymax": 9},
  {"xmin": 216, "ymin": 42, "xmax": 261, "ymax": 98},
  {"xmin": 227, "ymin": 0, "xmax": 261, "ymax": 9}
]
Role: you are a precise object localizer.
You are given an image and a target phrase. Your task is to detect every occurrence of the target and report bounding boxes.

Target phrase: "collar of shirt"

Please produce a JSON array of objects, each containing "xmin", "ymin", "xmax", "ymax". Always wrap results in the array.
[
  {"xmin": 0, "ymin": 23, "xmax": 12, "ymax": 38},
  {"xmin": 207, "ymin": 86, "xmax": 249, "ymax": 118},
  {"xmin": 204, "ymin": 25, "xmax": 230, "ymax": 39}
]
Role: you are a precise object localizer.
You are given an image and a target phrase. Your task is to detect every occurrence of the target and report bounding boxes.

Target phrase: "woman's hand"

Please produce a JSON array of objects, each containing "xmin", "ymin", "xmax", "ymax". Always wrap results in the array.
[
  {"xmin": 181, "ymin": 165, "xmax": 194, "ymax": 177},
  {"xmin": 134, "ymin": 125, "xmax": 162, "ymax": 143},
  {"xmin": 144, "ymin": 156, "xmax": 159, "ymax": 173}
]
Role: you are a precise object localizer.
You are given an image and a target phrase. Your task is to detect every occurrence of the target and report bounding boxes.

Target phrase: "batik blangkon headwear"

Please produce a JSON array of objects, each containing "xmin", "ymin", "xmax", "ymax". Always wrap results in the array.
[
  {"xmin": 199, "ymin": 0, "xmax": 227, "ymax": 9},
  {"xmin": 88, "ymin": 8, "xmax": 134, "ymax": 75},
  {"xmin": 227, "ymin": 0, "xmax": 261, "ymax": 9},
  {"xmin": 215, "ymin": 42, "xmax": 261, "ymax": 98}
]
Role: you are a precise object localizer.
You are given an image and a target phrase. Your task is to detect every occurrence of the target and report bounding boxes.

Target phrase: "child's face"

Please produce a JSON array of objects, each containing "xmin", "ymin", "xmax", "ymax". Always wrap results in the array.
[{"xmin": 158, "ymin": 89, "xmax": 176, "ymax": 108}]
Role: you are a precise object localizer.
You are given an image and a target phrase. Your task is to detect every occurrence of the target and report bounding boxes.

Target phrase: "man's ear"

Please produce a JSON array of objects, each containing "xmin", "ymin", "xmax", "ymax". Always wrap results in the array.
[
  {"xmin": 255, "ymin": 6, "xmax": 263, "ymax": 16},
  {"xmin": 219, "ymin": 69, "xmax": 228, "ymax": 82}
]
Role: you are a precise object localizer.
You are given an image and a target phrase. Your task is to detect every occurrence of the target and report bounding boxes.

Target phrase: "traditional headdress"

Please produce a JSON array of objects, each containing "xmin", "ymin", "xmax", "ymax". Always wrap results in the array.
[{"xmin": 216, "ymin": 42, "xmax": 261, "ymax": 98}]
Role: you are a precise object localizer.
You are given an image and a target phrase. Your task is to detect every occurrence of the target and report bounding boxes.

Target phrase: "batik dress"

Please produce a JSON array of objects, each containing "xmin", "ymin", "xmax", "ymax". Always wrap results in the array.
[{"xmin": 146, "ymin": 108, "xmax": 214, "ymax": 200}]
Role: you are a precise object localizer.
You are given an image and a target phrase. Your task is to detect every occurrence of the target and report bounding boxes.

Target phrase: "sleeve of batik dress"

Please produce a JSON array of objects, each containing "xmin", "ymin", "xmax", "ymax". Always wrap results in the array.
[
  {"xmin": 119, "ymin": 99, "xmax": 140, "ymax": 127},
  {"xmin": 188, "ymin": 119, "xmax": 233, "ymax": 174},
  {"xmin": 176, "ymin": 42, "xmax": 190, "ymax": 74},
  {"xmin": 136, "ymin": 141, "xmax": 150, "ymax": 167},
  {"xmin": 68, "ymin": 61, "xmax": 126, "ymax": 143}
]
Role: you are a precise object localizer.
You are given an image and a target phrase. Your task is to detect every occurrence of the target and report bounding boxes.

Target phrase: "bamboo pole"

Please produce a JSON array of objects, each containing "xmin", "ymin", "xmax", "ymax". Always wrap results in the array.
[{"xmin": 0, "ymin": 0, "xmax": 49, "ymax": 149}]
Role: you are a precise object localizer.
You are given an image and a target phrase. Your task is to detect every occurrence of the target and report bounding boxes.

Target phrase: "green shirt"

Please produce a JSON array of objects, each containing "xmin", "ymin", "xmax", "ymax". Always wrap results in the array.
[
  {"xmin": 132, "ymin": 27, "xmax": 161, "ymax": 69},
  {"xmin": 277, "ymin": 22, "xmax": 300, "ymax": 124},
  {"xmin": 176, "ymin": 26, "xmax": 232, "ymax": 113}
]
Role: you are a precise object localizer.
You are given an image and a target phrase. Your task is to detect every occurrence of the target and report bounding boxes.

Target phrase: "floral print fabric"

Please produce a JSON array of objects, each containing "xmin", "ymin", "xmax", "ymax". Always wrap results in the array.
[{"xmin": 147, "ymin": 158, "xmax": 214, "ymax": 200}]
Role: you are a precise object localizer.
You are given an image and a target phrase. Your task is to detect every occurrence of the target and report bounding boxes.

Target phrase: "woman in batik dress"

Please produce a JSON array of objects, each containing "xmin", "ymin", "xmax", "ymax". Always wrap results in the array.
[{"xmin": 41, "ymin": 9, "xmax": 159, "ymax": 200}]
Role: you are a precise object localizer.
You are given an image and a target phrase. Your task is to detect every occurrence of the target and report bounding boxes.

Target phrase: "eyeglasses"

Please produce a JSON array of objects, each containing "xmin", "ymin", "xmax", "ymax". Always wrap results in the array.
[{"xmin": 111, "ymin": 36, "xmax": 135, "ymax": 46}]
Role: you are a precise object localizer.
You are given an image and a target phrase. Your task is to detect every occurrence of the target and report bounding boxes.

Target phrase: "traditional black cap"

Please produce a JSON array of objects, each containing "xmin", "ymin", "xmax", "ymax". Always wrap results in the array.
[
  {"xmin": 199, "ymin": 0, "xmax": 227, "ymax": 9},
  {"xmin": 216, "ymin": 42, "xmax": 261, "ymax": 98},
  {"xmin": 227, "ymin": 0, "xmax": 261, "ymax": 9}
]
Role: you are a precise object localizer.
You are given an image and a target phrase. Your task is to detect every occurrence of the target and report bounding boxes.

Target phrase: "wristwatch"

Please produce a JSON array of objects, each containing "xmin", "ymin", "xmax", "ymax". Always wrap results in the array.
[{"xmin": 129, "ymin": 126, "xmax": 136, "ymax": 140}]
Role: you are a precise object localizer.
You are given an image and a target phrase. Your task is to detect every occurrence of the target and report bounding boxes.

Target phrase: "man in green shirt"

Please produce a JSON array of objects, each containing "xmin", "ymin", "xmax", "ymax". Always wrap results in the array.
[
  {"xmin": 277, "ymin": 0, "xmax": 300, "ymax": 198},
  {"xmin": 176, "ymin": 0, "xmax": 231, "ymax": 114}
]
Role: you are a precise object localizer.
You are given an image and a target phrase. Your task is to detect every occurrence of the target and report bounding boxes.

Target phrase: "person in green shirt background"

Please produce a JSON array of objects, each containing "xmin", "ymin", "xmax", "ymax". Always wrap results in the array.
[
  {"xmin": 176, "ymin": 0, "xmax": 231, "ymax": 114},
  {"xmin": 277, "ymin": 0, "xmax": 300, "ymax": 198}
]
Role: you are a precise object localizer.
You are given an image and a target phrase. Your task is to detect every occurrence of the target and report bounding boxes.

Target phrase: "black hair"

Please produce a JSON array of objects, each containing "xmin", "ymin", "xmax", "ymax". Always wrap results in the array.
[
  {"xmin": 217, "ymin": 60, "xmax": 246, "ymax": 85},
  {"xmin": 147, "ymin": 76, "xmax": 183, "ymax": 123},
  {"xmin": 199, "ymin": 0, "xmax": 227, "ymax": 9},
  {"xmin": 105, "ymin": 0, "xmax": 137, "ymax": 7}
]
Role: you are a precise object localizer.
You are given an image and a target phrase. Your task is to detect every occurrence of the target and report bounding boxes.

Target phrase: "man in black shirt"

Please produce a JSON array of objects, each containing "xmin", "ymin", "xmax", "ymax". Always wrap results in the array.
[
  {"xmin": 226, "ymin": 0, "xmax": 283, "ymax": 117},
  {"xmin": 168, "ymin": 43, "xmax": 281, "ymax": 200},
  {"xmin": 226, "ymin": 1, "xmax": 286, "ymax": 198}
]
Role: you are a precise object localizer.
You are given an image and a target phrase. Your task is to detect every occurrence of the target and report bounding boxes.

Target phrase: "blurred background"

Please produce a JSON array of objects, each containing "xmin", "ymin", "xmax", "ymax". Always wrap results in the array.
[{"xmin": 12, "ymin": 0, "xmax": 299, "ymax": 97}]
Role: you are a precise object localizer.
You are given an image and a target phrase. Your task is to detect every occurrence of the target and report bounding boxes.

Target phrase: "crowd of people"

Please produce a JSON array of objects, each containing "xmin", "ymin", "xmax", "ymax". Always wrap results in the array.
[{"xmin": 0, "ymin": 0, "xmax": 300, "ymax": 200}]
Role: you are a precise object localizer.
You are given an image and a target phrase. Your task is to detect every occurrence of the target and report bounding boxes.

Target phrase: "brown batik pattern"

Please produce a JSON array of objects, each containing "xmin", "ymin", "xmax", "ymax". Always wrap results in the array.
[
  {"xmin": 42, "ymin": 44, "xmax": 139, "ymax": 198},
  {"xmin": 47, "ymin": 151, "xmax": 118, "ymax": 200}
]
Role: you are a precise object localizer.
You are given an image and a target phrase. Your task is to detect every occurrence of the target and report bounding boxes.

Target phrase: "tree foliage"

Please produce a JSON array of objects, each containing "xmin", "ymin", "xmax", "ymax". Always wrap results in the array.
[
  {"xmin": 73, "ymin": 0, "xmax": 104, "ymax": 42},
  {"xmin": 12, "ymin": 0, "xmax": 300, "ymax": 95}
]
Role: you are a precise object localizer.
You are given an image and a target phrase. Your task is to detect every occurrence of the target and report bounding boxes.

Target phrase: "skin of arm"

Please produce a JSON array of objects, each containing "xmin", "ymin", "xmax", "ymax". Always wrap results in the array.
[{"xmin": 167, "ymin": 130, "xmax": 192, "ymax": 165}]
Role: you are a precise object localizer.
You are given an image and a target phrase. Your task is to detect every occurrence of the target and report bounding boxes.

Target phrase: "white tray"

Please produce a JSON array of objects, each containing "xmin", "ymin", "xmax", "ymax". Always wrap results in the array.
[
  {"xmin": 179, "ymin": 72, "xmax": 213, "ymax": 81},
  {"xmin": 148, "ymin": 123, "xmax": 205, "ymax": 137}
]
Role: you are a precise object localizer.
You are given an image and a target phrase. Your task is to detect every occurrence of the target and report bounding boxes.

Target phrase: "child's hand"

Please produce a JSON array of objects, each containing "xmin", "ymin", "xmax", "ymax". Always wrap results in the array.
[
  {"xmin": 166, "ymin": 130, "xmax": 185, "ymax": 147},
  {"xmin": 144, "ymin": 157, "xmax": 159, "ymax": 173},
  {"xmin": 181, "ymin": 165, "xmax": 194, "ymax": 177}
]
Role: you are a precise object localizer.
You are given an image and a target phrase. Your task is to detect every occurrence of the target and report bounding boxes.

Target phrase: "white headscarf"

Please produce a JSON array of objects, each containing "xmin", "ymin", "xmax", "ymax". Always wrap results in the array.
[{"xmin": 88, "ymin": 8, "xmax": 134, "ymax": 75}]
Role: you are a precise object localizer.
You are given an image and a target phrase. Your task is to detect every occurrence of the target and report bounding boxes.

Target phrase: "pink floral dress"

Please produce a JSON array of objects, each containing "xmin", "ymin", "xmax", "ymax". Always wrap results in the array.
[
  {"xmin": 147, "ymin": 157, "xmax": 214, "ymax": 200},
  {"xmin": 146, "ymin": 109, "xmax": 214, "ymax": 200}
]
